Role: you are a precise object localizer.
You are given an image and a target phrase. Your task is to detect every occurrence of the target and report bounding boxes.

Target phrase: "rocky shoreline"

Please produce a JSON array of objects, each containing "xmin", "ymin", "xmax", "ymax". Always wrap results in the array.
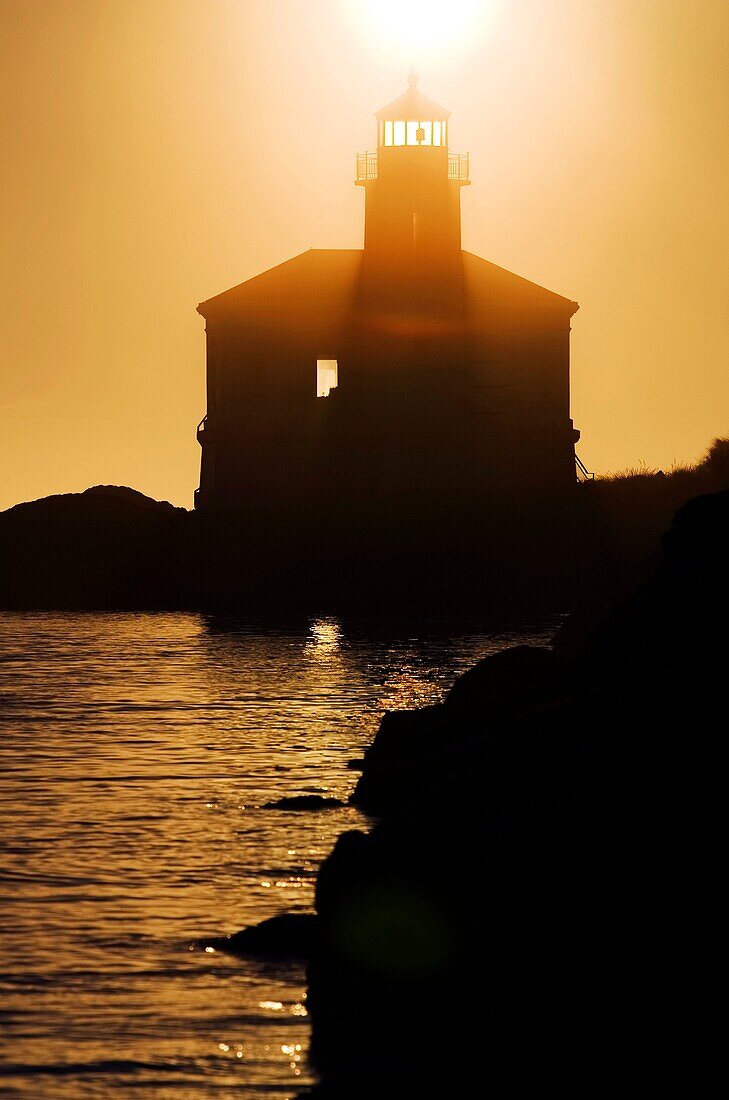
[
  {"xmin": 3, "ymin": 480, "xmax": 727, "ymax": 1091},
  {"xmin": 207, "ymin": 488, "xmax": 728, "ymax": 1095}
]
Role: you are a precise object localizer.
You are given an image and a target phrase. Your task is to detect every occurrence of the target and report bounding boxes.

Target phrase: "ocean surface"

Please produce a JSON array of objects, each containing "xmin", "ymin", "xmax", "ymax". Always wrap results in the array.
[{"xmin": 0, "ymin": 612, "xmax": 556, "ymax": 1098}]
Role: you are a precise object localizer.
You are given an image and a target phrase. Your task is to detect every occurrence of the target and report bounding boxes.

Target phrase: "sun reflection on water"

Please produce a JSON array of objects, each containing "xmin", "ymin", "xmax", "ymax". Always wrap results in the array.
[{"xmin": 305, "ymin": 617, "xmax": 344, "ymax": 660}]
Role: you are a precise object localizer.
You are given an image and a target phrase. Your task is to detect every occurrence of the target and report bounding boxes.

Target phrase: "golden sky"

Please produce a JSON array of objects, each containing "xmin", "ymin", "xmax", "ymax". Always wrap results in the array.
[{"xmin": 1, "ymin": 0, "xmax": 727, "ymax": 510}]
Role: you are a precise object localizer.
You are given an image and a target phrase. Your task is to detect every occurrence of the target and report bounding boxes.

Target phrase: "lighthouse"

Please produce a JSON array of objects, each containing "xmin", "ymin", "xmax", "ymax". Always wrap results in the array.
[{"xmin": 194, "ymin": 77, "xmax": 580, "ymax": 520}]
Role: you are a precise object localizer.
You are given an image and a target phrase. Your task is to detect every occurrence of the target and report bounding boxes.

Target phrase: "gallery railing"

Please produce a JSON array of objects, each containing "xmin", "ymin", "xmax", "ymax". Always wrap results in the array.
[
  {"xmin": 448, "ymin": 152, "xmax": 470, "ymax": 182},
  {"xmin": 355, "ymin": 152, "xmax": 378, "ymax": 181},
  {"xmin": 354, "ymin": 151, "xmax": 471, "ymax": 184}
]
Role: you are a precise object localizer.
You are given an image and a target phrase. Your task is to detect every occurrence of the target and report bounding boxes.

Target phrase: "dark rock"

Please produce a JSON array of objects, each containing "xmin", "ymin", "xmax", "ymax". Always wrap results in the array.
[
  {"xmin": 0, "ymin": 485, "xmax": 191, "ymax": 609},
  {"xmin": 198, "ymin": 913, "xmax": 318, "ymax": 959},
  {"xmin": 263, "ymin": 795, "xmax": 345, "ymax": 811},
  {"xmin": 350, "ymin": 705, "xmax": 448, "ymax": 813},
  {"xmin": 554, "ymin": 488, "xmax": 729, "ymax": 678},
  {"xmin": 444, "ymin": 643, "xmax": 562, "ymax": 717},
  {"xmin": 351, "ymin": 647, "xmax": 570, "ymax": 815},
  {"xmin": 306, "ymin": 490, "xmax": 729, "ymax": 1094},
  {"xmin": 360, "ymin": 704, "xmax": 449, "ymax": 767}
]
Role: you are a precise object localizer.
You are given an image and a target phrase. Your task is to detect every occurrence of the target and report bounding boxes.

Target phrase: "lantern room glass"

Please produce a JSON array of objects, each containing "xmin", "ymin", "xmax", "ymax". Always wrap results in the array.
[{"xmin": 381, "ymin": 120, "xmax": 447, "ymax": 147}]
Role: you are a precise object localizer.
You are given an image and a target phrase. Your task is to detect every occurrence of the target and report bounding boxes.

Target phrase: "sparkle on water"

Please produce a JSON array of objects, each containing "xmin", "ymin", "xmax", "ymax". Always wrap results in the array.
[{"xmin": 0, "ymin": 611, "xmax": 556, "ymax": 1097}]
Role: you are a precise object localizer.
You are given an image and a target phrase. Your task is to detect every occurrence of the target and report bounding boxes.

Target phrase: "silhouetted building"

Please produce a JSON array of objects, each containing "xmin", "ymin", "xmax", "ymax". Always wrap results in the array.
[{"xmin": 195, "ymin": 76, "xmax": 580, "ymax": 519}]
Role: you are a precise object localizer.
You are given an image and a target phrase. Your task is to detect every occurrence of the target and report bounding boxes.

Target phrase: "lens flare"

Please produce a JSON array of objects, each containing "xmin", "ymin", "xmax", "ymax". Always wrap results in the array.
[{"xmin": 346, "ymin": 0, "xmax": 500, "ymax": 64}]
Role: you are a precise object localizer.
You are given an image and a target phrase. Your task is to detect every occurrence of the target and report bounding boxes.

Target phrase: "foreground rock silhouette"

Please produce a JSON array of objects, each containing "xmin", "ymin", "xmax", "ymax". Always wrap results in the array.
[
  {"xmin": 198, "ymin": 913, "xmax": 318, "ymax": 960},
  {"xmin": 298, "ymin": 490, "xmax": 728, "ymax": 1096}
]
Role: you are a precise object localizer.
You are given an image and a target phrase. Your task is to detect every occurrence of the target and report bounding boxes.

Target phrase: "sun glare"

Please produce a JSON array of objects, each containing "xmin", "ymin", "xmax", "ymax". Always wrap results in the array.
[{"xmin": 347, "ymin": 0, "xmax": 499, "ymax": 63}]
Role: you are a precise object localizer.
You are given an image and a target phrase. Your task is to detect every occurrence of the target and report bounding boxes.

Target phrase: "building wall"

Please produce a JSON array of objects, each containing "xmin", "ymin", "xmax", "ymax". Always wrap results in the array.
[{"xmin": 196, "ymin": 251, "xmax": 578, "ymax": 517}]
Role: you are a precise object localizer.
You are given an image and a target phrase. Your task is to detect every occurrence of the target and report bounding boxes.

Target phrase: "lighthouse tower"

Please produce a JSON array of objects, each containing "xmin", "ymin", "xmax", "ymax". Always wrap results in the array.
[{"xmin": 357, "ymin": 72, "xmax": 468, "ymax": 266}]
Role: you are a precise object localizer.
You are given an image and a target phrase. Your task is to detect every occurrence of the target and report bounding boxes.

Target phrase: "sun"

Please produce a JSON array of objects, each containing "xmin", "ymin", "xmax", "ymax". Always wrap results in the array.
[{"xmin": 346, "ymin": 0, "xmax": 499, "ymax": 65}]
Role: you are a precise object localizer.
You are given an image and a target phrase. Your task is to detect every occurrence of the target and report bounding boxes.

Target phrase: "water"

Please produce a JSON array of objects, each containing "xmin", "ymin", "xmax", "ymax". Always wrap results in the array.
[{"xmin": 0, "ymin": 612, "xmax": 556, "ymax": 1098}]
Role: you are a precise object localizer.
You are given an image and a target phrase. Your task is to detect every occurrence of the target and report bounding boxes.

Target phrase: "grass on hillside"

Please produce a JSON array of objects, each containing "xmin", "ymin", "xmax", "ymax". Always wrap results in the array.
[{"xmin": 596, "ymin": 437, "xmax": 729, "ymax": 491}]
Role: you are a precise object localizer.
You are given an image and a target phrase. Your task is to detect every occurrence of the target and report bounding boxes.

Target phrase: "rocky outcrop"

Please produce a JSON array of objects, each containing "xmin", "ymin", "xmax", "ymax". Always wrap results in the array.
[
  {"xmin": 351, "ymin": 645, "xmax": 570, "ymax": 815},
  {"xmin": 198, "ymin": 913, "xmax": 319, "ymax": 959},
  {"xmin": 0, "ymin": 485, "xmax": 191, "ymax": 609},
  {"xmin": 303, "ymin": 490, "xmax": 729, "ymax": 1095},
  {"xmin": 263, "ymin": 795, "xmax": 345, "ymax": 811}
]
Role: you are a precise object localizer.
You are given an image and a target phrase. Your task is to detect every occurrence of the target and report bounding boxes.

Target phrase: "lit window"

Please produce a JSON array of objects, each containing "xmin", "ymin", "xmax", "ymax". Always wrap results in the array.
[
  {"xmin": 384, "ymin": 119, "xmax": 439, "ymax": 147},
  {"xmin": 316, "ymin": 359, "xmax": 338, "ymax": 398}
]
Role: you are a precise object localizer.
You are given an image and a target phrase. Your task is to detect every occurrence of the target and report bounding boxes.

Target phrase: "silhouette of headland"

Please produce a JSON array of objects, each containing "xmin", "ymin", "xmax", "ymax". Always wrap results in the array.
[
  {"xmin": 0, "ymin": 486, "xmax": 188, "ymax": 610},
  {"xmin": 1, "ymin": 440, "xmax": 726, "ymax": 615}
]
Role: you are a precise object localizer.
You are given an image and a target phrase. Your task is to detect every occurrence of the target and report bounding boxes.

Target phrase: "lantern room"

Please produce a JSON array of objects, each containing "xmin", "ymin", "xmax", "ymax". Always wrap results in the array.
[
  {"xmin": 356, "ymin": 73, "xmax": 469, "ymax": 185},
  {"xmin": 376, "ymin": 71, "xmax": 450, "ymax": 147}
]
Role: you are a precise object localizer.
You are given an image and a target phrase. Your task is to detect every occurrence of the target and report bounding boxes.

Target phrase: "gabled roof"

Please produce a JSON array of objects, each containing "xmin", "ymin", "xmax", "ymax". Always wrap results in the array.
[
  {"xmin": 196, "ymin": 248, "xmax": 578, "ymax": 325},
  {"xmin": 462, "ymin": 251, "xmax": 579, "ymax": 316},
  {"xmin": 197, "ymin": 249, "xmax": 362, "ymax": 321},
  {"xmin": 375, "ymin": 76, "xmax": 451, "ymax": 121}
]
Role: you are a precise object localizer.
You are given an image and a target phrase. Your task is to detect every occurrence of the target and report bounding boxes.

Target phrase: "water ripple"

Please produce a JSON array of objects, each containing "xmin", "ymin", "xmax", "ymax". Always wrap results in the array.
[{"xmin": 0, "ymin": 611, "xmax": 554, "ymax": 1097}]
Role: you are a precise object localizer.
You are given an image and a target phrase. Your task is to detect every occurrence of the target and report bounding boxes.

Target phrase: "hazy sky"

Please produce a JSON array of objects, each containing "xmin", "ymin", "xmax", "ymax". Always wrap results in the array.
[{"xmin": 1, "ymin": 0, "xmax": 727, "ymax": 510}]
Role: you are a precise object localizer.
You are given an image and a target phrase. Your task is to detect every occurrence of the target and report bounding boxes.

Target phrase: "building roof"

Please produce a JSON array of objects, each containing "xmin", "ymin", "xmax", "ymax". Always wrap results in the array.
[
  {"xmin": 198, "ymin": 248, "xmax": 577, "ymax": 322},
  {"xmin": 375, "ymin": 74, "xmax": 451, "ymax": 121},
  {"xmin": 462, "ymin": 251, "xmax": 579, "ymax": 316},
  {"xmin": 197, "ymin": 249, "xmax": 363, "ymax": 321}
]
